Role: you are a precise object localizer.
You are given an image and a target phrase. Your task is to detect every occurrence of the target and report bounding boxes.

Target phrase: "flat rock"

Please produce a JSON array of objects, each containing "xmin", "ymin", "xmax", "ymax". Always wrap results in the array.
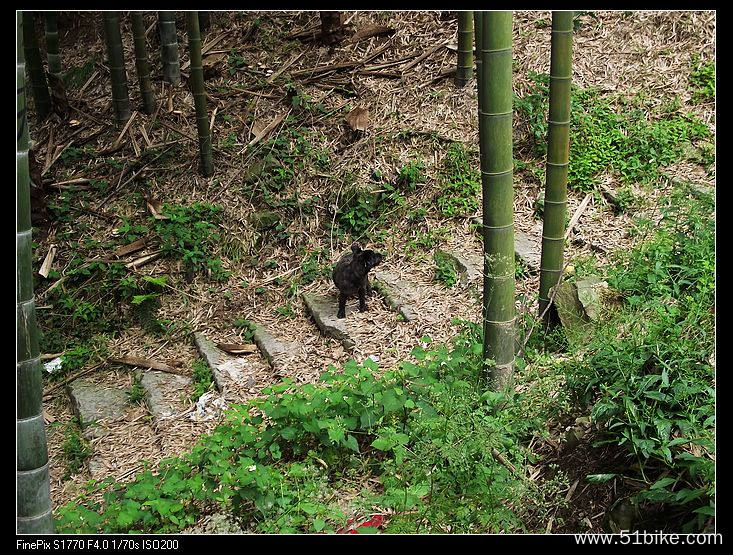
[
  {"xmin": 67, "ymin": 379, "xmax": 128, "ymax": 432},
  {"xmin": 553, "ymin": 276, "xmax": 609, "ymax": 340},
  {"xmin": 472, "ymin": 217, "xmax": 542, "ymax": 273},
  {"xmin": 194, "ymin": 332, "xmax": 255, "ymax": 391},
  {"xmin": 576, "ymin": 277, "xmax": 608, "ymax": 322},
  {"xmin": 252, "ymin": 324, "xmax": 297, "ymax": 374},
  {"xmin": 302, "ymin": 292, "xmax": 355, "ymax": 351},
  {"xmin": 136, "ymin": 370, "xmax": 193, "ymax": 420},
  {"xmin": 371, "ymin": 270, "xmax": 418, "ymax": 322},
  {"xmin": 249, "ymin": 210, "xmax": 280, "ymax": 231},
  {"xmin": 434, "ymin": 248, "xmax": 482, "ymax": 285}
]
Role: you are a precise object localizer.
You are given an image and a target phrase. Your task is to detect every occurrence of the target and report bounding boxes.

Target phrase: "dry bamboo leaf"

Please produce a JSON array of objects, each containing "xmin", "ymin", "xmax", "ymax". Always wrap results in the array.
[
  {"xmin": 39, "ymin": 245, "xmax": 57, "ymax": 278},
  {"xmin": 217, "ymin": 343, "xmax": 259, "ymax": 355},
  {"xmin": 125, "ymin": 252, "xmax": 162, "ymax": 270},
  {"xmin": 113, "ymin": 237, "xmax": 148, "ymax": 259},
  {"xmin": 346, "ymin": 107, "xmax": 371, "ymax": 131},
  {"xmin": 145, "ymin": 196, "xmax": 168, "ymax": 220},
  {"xmin": 246, "ymin": 111, "xmax": 288, "ymax": 149},
  {"xmin": 251, "ymin": 119, "xmax": 268, "ymax": 139}
]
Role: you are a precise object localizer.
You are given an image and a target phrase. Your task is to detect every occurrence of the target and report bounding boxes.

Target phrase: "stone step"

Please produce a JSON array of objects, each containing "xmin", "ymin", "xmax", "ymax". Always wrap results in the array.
[
  {"xmin": 193, "ymin": 332, "xmax": 256, "ymax": 392},
  {"xmin": 434, "ymin": 248, "xmax": 482, "ymax": 286},
  {"xmin": 136, "ymin": 370, "xmax": 193, "ymax": 421},
  {"xmin": 66, "ymin": 378, "xmax": 132, "ymax": 475},
  {"xmin": 302, "ymin": 292, "xmax": 356, "ymax": 351},
  {"xmin": 472, "ymin": 217, "xmax": 542, "ymax": 273},
  {"xmin": 252, "ymin": 324, "xmax": 297, "ymax": 375},
  {"xmin": 371, "ymin": 270, "xmax": 418, "ymax": 322},
  {"xmin": 67, "ymin": 379, "xmax": 129, "ymax": 435}
]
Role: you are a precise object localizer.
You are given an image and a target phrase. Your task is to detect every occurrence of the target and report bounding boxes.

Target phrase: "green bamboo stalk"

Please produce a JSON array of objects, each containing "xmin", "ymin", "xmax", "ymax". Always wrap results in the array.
[
  {"xmin": 186, "ymin": 12, "xmax": 214, "ymax": 177},
  {"xmin": 198, "ymin": 11, "xmax": 211, "ymax": 35},
  {"xmin": 131, "ymin": 12, "xmax": 156, "ymax": 115},
  {"xmin": 17, "ymin": 11, "xmax": 55, "ymax": 535},
  {"xmin": 479, "ymin": 11, "xmax": 515, "ymax": 390},
  {"xmin": 474, "ymin": 11, "xmax": 483, "ymax": 111},
  {"xmin": 22, "ymin": 12, "xmax": 51, "ymax": 119},
  {"xmin": 103, "ymin": 12, "xmax": 131, "ymax": 124},
  {"xmin": 455, "ymin": 11, "xmax": 473, "ymax": 87},
  {"xmin": 159, "ymin": 12, "xmax": 181, "ymax": 86},
  {"xmin": 538, "ymin": 11, "xmax": 574, "ymax": 322},
  {"xmin": 44, "ymin": 12, "xmax": 61, "ymax": 78}
]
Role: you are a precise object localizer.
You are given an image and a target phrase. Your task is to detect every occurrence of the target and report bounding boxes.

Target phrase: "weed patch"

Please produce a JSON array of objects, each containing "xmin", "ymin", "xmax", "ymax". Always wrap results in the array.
[{"xmin": 515, "ymin": 72, "xmax": 710, "ymax": 191}]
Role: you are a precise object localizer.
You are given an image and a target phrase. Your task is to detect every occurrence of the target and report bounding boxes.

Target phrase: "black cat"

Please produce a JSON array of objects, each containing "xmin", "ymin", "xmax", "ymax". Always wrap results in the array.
[{"xmin": 332, "ymin": 244, "xmax": 384, "ymax": 318}]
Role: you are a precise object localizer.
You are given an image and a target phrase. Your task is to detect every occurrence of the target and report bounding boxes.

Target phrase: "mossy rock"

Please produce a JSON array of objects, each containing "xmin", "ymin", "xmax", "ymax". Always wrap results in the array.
[{"xmin": 249, "ymin": 210, "xmax": 281, "ymax": 231}]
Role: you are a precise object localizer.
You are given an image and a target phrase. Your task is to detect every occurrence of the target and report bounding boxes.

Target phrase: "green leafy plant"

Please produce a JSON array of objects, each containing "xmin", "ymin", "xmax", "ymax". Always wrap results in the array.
[
  {"xmin": 515, "ymin": 72, "xmax": 711, "ymax": 192},
  {"xmin": 561, "ymin": 184, "xmax": 715, "ymax": 531},
  {"xmin": 191, "ymin": 358, "xmax": 215, "ymax": 401},
  {"xmin": 689, "ymin": 56, "xmax": 715, "ymax": 103},
  {"xmin": 436, "ymin": 143, "xmax": 481, "ymax": 218},
  {"xmin": 61, "ymin": 424, "xmax": 92, "ymax": 480},
  {"xmin": 434, "ymin": 250, "xmax": 458, "ymax": 288},
  {"xmin": 127, "ymin": 376, "xmax": 147, "ymax": 405},
  {"xmin": 155, "ymin": 203, "xmax": 229, "ymax": 281}
]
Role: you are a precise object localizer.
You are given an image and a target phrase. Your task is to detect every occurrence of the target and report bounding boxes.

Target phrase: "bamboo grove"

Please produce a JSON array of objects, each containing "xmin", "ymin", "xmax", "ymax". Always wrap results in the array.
[
  {"xmin": 473, "ymin": 10, "xmax": 574, "ymax": 387},
  {"xmin": 16, "ymin": 12, "xmax": 579, "ymax": 528}
]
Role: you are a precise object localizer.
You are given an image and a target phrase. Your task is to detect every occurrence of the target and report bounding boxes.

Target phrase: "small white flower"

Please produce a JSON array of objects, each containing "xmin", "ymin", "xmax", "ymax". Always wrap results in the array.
[{"xmin": 248, "ymin": 465, "xmax": 257, "ymax": 472}]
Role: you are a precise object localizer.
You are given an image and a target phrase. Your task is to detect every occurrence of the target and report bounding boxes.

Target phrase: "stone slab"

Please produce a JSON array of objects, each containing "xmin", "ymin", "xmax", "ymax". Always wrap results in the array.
[
  {"xmin": 371, "ymin": 270, "xmax": 418, "ymax": 322},
  {"xmin": 194, "ymin": 332, "xmax": 255, "ymax": 391},
  {"xmin": 472, "ymin": 217, "xmax": 542, "ymax": 273},
  {"xmin": 67, "ymin": 379, "xmax": 128, "ymax": 432},
  {"xmin": 434, "ymin": 248, "xmax": 482, "ymax": 286},
  {"xmin": 252, "ymin": 324, "xmax": 297, "ymax": 374},
  {"xmin": 136, "ymin": 370, "xmax": 193, "ymax": 420},
  {"xmin": 302, "ymin": 292, "xmax": 355, "ymax": 351}
]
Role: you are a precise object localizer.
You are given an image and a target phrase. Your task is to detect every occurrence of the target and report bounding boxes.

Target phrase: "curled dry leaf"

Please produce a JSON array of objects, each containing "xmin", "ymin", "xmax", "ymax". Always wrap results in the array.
[
  {"xmin": 39, "ymin": 245, "xmax": 57, "ymax": 278},
  {"xmin": 217, "ymin": 343, "xmax": 259, "ymax": 355},
  {"xmin": 145, "ymin": 196, "xmax": 168, "ymax": 220},
  {"xmin": 346, "ymin": 107, "xmax": 371, "ymax": 131}
]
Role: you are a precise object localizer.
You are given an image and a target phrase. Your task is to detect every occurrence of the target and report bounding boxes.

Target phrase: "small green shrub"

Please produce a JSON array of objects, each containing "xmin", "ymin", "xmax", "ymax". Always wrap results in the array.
[
  {"xmin": 434, "ymin": 251, "xmax": 458, "ymax": 288},
  {"xmin": 191, "ymin": 359, "xmax": 215, "ymax": 402},
  {"xmin": 689, "ymin": 56, "xmax": 715, "ymax": 103},
  {"xmin": 62, "ymin": 424, "xmax": 92, "ymax": 480},
  {"xmin": 515, "ymin": 72, "xmax": 711, "ymax": 192},
  {"xmin": 436, "ymin": 143, "xmax": 481, "ymax": 218}
]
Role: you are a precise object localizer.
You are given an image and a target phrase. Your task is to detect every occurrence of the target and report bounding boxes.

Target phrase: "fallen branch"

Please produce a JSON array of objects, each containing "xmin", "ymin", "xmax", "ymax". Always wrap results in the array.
[
  {"xmin": 109, "ymin": 356, "xmax": 189, "ymax": 376},
  {"xmin": 564, "ymin": 193, "xmax": 593, "ymax": 240},
  {"xmin": 113, "ymin": 236, "xmax": 149, "ymax": 259},
  {"xmin": 401, "ymin": 41, "xmax": 449, "ymax": 73},
  {"xmin": 42, "ymin": 362, "xmax": 106, "ymax": 399},
  {"xmin": 125, "ymin": 251, "xmax": 162, "ymax": 270}
]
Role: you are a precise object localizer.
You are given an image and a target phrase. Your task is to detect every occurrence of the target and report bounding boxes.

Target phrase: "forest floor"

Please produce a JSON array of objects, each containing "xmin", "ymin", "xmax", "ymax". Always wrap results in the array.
[{"xmin": 29, "ymin": 10, "xmax": 715, "ymax": 533}]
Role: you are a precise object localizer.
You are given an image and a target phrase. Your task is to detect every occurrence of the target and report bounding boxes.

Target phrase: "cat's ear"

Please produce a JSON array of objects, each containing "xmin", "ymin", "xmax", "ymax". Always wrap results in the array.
[{"xmin": 351, "ymin": 243, "xmax": 362, "ymax": 254}]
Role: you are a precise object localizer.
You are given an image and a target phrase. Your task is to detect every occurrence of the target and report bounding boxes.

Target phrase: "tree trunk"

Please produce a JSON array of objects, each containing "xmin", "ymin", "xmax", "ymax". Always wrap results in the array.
[
  {"xmin": 479, "ymin": 11, "xmax": 515, "ymax": 390},
  {"xmin": 17, "ymin": 11, "xmax": 55, "ymax": 534},
  {"xmin": 538, "ymin": 11, "xmax": 574, "ymax": 323},
  {"xmin": 44, "ymin": 12, "xmax": 61, "ymax": 78},
  {"xmin": 198, "ymin": 11, "xmax": 211, "ymax": 35},
  {"xmin": 455, "ymin": 12, "xmax": 473, "ymax": 87},
  {"xmin": 186, "ymin": 12, "xmax": 214, "ymax": 177},
  {"xmin": 474, "ymin": 11, "xmax": 483, "ymax": 107},
  {"xmin": 22, "ymin": 12, "xmax": 51, "ymax": 119},
  {"xmin": 131, "ymin": 12, "xmax": 156, "ymax": 115},
  {"xmin": 103, "ymin": 12, "xmax": 131, "ymax": 124},
  {"xmin": 320, "ymin": 11, "xmax": 344, "ymax": 44},
  {"xmin": 159, "ymin": 12, "xmax": 181, "ymax": 86}
]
